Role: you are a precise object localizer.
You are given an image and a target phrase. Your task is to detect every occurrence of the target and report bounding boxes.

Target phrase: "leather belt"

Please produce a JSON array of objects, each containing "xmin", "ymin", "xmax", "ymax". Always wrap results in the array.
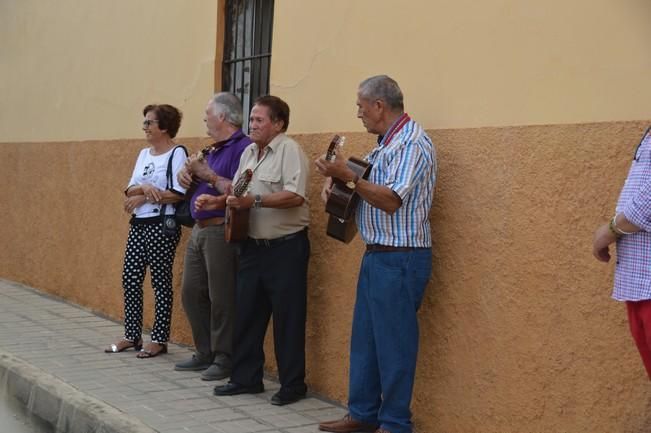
[
  {"xmin": 196, "ymin": 217, "xmax": 225, "ymax": 228},
  {"xmin": 249, "ymin": 228, "xmax": 307, "ymax": 247},
  {"xmin": 366, "ymin": 244, "xmax": 416, "ymax": 253}
]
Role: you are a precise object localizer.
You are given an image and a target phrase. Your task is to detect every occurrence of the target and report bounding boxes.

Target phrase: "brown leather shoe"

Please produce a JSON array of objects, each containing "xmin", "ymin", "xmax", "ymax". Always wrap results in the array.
[{"xmin": 318, "ymin": 414, "xmax": 378, "ymax": 432}]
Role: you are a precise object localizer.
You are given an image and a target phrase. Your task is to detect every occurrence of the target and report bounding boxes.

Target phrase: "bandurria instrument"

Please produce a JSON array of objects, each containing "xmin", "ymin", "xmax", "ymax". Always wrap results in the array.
[{"xmin": 225, "ymin": 169, "xmax": 253, "ymax": 242}]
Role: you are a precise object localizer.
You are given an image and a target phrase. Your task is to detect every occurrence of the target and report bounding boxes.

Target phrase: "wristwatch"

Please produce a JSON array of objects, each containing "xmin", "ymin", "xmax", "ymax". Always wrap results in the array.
[
  {"xmin": 345, "ymin": 174, "xmax": 360, "ymax": 190},
  {"xmin": 253, "ymin": 194, "xmax": 262, "ymax": 209}
]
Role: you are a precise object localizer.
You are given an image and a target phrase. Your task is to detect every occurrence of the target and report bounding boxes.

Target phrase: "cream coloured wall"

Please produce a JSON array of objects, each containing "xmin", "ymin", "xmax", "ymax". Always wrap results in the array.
[
  {"xmin": 270, "ymin": 0, "xmax": 651, "ymax": 133},
  {"xmin": 0, "ymin": 0, "xmax": 217, "ymax": 142}
]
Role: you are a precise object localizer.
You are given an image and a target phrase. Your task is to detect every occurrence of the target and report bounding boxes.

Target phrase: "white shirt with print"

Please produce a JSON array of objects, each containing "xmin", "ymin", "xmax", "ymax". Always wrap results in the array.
[{"xmin": 126, "ymin": 146, "xmax": 187, "ymax": 218}]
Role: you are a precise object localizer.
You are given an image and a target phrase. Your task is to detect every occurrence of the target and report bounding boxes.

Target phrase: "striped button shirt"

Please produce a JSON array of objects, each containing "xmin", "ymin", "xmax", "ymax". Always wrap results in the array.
[
  {"xmin": 613, "ymin": 127, "xmax": 651, "ymax": 301},
  {"xmin": 356, "ymin": 114, "xmax": 437, "ymax": 247}
]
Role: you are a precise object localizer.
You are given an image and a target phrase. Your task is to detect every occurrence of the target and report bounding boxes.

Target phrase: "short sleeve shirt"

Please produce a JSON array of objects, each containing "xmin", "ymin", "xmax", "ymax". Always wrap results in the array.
[
  {"xmin": 356, "ymin": 114, "xmax": 437, "ymax": 247},
  {"xmin": 190, "ymin": 130, "xmax": 251, "ymax": 220},
  {"xmin": 126, "ymin": 146, "xmax": 187, "ymax": 217},
  {"xmin": 234, "ymin": 133, "xmax": 310, "ymax": 239},
  {"xmin": 613, "ymin": 127, "xmax": 651, "ymax": 301}
]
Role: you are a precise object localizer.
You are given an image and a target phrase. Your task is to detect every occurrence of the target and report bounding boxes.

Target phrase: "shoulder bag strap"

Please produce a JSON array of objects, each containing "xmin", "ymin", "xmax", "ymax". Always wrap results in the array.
[{"xmin": 162, "ymin": 145, "xmax": 189, "ymax": 217}]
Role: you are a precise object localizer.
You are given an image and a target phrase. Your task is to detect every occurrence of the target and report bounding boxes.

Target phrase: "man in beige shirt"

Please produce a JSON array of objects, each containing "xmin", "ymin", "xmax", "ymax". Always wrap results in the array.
[{"xmin": 213, "ymin": 95, "xmax": 311, "ymax": 406}]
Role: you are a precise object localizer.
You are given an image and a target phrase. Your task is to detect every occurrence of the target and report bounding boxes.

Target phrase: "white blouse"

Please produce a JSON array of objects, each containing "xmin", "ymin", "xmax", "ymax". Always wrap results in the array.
[{"xmin": 126, "ymin": 146, "xmax": 187, "ymax": 218}]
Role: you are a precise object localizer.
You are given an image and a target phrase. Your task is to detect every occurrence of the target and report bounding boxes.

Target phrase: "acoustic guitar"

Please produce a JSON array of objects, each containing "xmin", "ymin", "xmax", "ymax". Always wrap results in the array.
[
  {"xmin": 225, "ymin": 169, "xmax": 253, "ymax": 243},
  {"xmin": 324, "ymin": 135, "xmax": 372, "ymax": 243}
]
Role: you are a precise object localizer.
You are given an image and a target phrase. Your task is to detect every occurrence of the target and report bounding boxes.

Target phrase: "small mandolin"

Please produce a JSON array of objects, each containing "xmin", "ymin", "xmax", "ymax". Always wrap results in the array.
[{"xmin": 224, "ymin": 169, "xmax": 253, "ymax": 242}]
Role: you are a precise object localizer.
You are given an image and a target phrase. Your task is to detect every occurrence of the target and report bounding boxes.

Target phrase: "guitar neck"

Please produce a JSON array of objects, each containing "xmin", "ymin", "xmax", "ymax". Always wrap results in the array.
[
  {"xmin": 325, "ymin": 135, "xmax": 344, "ymax": 162},
  {"xmin": 233, "ymin": 169, "xmax": 253, "ymax": 197},
  {"xmin": 326, "ymin": 146, "xmax": 337, "ymax": 162}
]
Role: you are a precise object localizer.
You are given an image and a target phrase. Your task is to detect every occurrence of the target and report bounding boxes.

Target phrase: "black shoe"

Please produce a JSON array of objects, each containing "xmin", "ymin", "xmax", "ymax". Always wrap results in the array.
[
  {"xmin": 270, "ymin": 388, "xmax": 307, "ymax": 406},
  {"xmin": 213, "ymin": 382, "xmax": 264, "ymax": 396}
]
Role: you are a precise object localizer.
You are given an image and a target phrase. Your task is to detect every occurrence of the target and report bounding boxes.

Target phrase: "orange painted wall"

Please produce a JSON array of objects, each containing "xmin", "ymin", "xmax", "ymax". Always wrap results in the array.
[{"xmin": 2, "ymin": 120, "xmax": 649, "ymax": 432}]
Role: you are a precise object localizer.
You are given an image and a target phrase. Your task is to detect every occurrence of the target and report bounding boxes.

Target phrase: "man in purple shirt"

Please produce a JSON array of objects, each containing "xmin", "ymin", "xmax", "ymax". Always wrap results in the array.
[
  {"xmin": 174, "ymin": 93, "xmax": 251, "ymax": 380},
  {"xmin": 593, "ymin": 126, "xmax": 651, "ymax": 379}
]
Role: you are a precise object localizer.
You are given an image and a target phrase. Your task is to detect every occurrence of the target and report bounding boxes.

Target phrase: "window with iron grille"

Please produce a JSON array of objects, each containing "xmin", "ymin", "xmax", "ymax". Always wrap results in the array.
[{"xmin": 222, "ymin": 0, "xmax": 274, "ymax": 132}]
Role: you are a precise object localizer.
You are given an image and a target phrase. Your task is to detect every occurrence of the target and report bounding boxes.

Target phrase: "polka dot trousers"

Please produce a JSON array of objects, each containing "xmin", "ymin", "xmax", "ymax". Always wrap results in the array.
[{"xmin": 121, "ymin": 222, "xmax": 180, "ymax": 343}]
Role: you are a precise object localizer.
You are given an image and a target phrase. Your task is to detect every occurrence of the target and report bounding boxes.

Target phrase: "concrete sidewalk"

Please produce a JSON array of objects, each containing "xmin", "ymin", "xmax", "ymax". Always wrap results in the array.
[{"xmin": 0, "ymin": 278, "xmax": 346, "ymax": 433}]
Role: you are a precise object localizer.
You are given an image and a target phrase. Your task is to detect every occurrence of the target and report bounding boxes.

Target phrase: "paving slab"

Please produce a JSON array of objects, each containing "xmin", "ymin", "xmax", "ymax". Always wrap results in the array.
[{"xmin": 0, "ymin": 278, "xmax": 345, "ymax": 433}]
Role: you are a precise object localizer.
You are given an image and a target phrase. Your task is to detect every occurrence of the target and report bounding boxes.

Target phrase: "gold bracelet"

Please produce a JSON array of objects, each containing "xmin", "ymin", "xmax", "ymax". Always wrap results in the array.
[{"xmin": 608, "ymin": 217, "xmax": 622, "ymax": 238}]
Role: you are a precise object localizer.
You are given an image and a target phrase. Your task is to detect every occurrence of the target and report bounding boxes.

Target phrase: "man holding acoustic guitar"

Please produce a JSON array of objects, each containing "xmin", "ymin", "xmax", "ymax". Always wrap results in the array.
[
  {"xmin": 213, "ymin": 95, "xmax": 311, "ymax": 407},
  {"xmin": 174, "ymin": 92, "xmax": 251, "ymax": 380},
  {"xmin": 315, "ymin": 75, "xmax": 437, "ymax": 433}
]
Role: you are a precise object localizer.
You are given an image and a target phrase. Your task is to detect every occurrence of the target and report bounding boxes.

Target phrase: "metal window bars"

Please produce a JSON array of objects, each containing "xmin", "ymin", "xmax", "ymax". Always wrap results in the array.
[{"xmin": 222, "ymin": 0, "xmax": 274, "ymax": 132}]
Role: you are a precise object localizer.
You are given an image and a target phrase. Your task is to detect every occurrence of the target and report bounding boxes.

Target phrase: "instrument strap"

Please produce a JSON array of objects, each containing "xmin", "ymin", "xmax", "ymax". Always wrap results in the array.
[{"xmin": 380, "ymin": 113, "xmax": 410, "ymax": 147}]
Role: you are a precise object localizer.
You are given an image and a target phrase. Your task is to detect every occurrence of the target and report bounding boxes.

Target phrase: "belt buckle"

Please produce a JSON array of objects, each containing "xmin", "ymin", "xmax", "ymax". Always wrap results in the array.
[{"xmin": 254, "ymin": 238, "xmax": 271, "ymax": 247}]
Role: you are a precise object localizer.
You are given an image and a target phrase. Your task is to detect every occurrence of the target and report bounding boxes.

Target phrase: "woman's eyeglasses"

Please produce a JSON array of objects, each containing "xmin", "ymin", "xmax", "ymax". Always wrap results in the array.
[{"xmin": 143, "ymin": 119, "xmax": 159, "ymax": 127}]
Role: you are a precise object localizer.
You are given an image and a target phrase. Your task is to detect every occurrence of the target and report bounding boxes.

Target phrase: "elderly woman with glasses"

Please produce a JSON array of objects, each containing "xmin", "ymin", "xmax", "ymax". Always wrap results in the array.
[{"xmin": 105, "ymin": 104, "xmax": 187, "ymax": 358}]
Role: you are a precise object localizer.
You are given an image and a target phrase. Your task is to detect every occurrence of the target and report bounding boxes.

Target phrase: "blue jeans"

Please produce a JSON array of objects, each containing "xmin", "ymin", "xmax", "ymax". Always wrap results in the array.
[{"xmin": 348, "ymin": 248, "xmax": 432, "ymax": 433}]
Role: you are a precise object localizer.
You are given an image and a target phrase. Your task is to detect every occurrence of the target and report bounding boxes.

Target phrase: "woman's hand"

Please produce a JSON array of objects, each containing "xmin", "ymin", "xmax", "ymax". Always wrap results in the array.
[
  {"xmin": 140, "ymin": 184, "xmax": 163, "ymax": 203},
  {"xmin": 124, "ymin": 195, "xmax": 147, "ymax": 214}
]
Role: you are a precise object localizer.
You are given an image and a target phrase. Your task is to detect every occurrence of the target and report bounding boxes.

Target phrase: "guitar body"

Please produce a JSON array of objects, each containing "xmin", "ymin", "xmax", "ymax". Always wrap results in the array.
[
  {"xmin": 225, "ymin": 208, "xmax": 250, "ymax": 242},
  {"xmin": 323, "ymin": 135, "xmax": 372, "ymax": 243},
  {"xmin": 326, "ymin": 214, "xmax": 358, "ymax": 243},
  {"xmin": 325, "ymin": 157, "xmax": 372, "ymax": 220},
  {"xmin": 224, "ymin": 168, "xmax": 253, "ymax": 243}
]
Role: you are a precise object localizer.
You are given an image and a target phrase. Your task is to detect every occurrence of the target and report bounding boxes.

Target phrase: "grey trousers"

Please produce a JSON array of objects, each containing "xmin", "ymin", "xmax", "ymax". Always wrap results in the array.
[{"xmin": 181, "ymin": 224, "xmax": 236, "ymax": 363}]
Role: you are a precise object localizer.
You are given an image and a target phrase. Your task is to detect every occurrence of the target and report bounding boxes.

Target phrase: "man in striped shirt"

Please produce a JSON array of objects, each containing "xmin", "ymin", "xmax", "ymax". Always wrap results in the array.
[
  {"xmin": 315, "ymin": 75, "xmax": 437, "ymax": 433},
  {"xmin": 593, "ymin": 127, "xmax": 651, "ymax": 379}
]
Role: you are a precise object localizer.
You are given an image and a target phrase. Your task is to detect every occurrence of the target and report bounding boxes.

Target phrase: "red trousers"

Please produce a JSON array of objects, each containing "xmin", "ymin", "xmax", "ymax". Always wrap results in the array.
[{"xmin": 626, "ymin": 300, "xmax": 651, "ymax": 379}]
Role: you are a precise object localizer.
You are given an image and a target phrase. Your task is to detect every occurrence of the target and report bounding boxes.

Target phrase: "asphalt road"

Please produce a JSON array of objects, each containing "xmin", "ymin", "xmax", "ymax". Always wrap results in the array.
[{"xmin": 0, "ymin": 392, "xmax": 53, "ymax": 433}]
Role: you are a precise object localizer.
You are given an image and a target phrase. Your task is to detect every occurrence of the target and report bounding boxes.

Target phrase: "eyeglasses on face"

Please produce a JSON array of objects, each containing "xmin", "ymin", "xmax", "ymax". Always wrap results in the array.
[{"xmin": 142, "ymin": 119, "xmax": 159, "ymax": 127}]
